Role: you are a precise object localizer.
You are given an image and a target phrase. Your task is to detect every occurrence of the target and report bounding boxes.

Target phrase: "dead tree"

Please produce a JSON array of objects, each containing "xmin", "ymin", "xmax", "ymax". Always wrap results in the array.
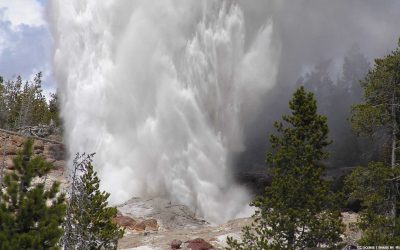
[{"xmin": 63, "ymin": 152, "xmax": 95, "ymax": 249}]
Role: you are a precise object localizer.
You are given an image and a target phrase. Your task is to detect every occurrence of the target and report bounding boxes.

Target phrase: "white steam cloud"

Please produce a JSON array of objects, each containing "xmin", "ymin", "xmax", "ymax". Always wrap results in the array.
[{"xmin": 50, "ymin": 0, "xmax": 279, "ymax": 223}]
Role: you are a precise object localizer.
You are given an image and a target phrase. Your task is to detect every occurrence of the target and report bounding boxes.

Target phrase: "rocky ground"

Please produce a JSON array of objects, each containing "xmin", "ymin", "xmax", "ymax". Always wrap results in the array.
[
  {"xmin": 0, "ymin": 127, "xmax": 362, "ymax": 249},
  {"xmin": 115, "ymin": 197, "xmax": 361, "ymax": 250},
  {"xmin": 116, "ymin": 197, "xmax": 253, "ymax": 250}
]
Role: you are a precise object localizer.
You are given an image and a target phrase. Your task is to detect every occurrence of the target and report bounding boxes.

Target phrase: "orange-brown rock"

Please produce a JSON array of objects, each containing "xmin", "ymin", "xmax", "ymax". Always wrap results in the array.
[
  {"xmin": 0, "ymin": 130, "xmax": 65, "ymax": 172},
  {"xmin": 113, "ymin": 215, "xmax": 137, "ymax": 229},
  {"xmin": 4, "ymin": 158, "xmax": 15, "ymax": 170},
  {"xmin": 4, "ymin": 145, "xmax": 18, "ymax": 155},
  {"xmin": 46, "ymin": 144, "xmax": 65, "ymax": 160},
  {"xmin": 171, "ymin": 239, "xmax": 182, "ymax": 249},
  {"xmin": 133, "ymin": 222, "xmax": 146, "ymax": 231},
  {"xmin": 53, "ymin": 160, "xmax": 65, "ymax": 169},
  {"xmin": 186, "ymin": 238, "xmax": 214, "ymax": 250},
  {"xmin": 33, "ymin": 140, "xmax": 45, "ymax": 150},
  {"xmin": 11, "ymin": 135, "xmax": 24, "ymax": 147},
  {"xmin": 113, "ymin": 216, "xmax": 159, "ymax": 232},
  {"xmin": 111, "ymin": 214, "xmax": 160, "ymax": 232},
  {"xmin": 142, "ymin": 219, "xmax": 159, "ymax": 231}
]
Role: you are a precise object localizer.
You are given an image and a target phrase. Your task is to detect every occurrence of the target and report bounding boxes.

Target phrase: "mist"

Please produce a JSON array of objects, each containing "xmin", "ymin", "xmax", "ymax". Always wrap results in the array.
[
  {"xmin": 234, "ymin": 0, "xmax": 400, "ymax": 180},
  {"xmin": 49, "ymin": 0, "xmax": 400, "ymax": 223}
]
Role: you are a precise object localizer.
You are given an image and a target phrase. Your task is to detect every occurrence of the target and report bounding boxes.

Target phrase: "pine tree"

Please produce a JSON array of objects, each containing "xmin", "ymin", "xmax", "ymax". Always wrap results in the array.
[
  {"xmin": 227, "ymin": 86, "xmax": 343, "ymax": 249},
  {"xmin": 63, "ymin": 153, "xmax": 124, "ymax": 250},
  {"xmin": 345, "ymin": 162, "xmax": 400, "ymax": 244},
  {"xmin": 3, "ymin": 76, "xmax": 23, "ymax": 129},
  {"xmin": 348, "ymin": 38, "xmax": 400, "ymax": 244},
  {"xmin": 0, "ymin": 139, "xmax": 66, "ymax": 249},
  {"xmin": 48, "ymin": 93, "xmax": 61, "ymax": 127}
]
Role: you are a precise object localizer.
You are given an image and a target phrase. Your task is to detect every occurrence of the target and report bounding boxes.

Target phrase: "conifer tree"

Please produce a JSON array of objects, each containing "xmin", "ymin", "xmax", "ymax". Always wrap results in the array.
[
  {"xmin": 345, "ymin": 162, "xmax": 400, "ymax": 244},
  {"xmin": 348, "ymin": 38, "xmax": 400, "ymax": 244},
  {"xmin": 63, "ymin": 153, "xmax": 124, "ymax": 250},
  {"xmin": 227, "ymin": 86, "xmax": 343, "ymax": 249},
  {"xmin": 0, "ymin": 139, "xmax": 66, "ymax": 249}
]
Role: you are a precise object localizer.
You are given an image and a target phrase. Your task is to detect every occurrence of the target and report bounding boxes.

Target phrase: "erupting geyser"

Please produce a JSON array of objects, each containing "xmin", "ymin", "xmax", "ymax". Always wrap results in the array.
[{"xmin": 50, "ymin": 0, "xmax": 279, "ymax": 223}]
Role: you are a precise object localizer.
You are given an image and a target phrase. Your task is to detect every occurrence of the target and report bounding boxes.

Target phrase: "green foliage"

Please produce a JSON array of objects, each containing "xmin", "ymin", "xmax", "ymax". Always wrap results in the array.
[
  {"xmin": 0, "ymin": 139, "xmax": 66, "ymax": 250},
  {"xmin": 48, "ymin": 93, "xmax": 62, "ymax": 127},
  {"xmin": 227, "ymin": 87, "xmax": 344, "ymax": 250},
  {"xmin": 345, "ymin": 162, "xmax": 400, "ymax": 244},
  {"xmin": 348, "ymin": 38, "xmax": 400, "ymax": 244},
  {"xmin": 351, "ymin": 104, "xmax": 388, "ymax": 135},
  {"xmin": 351, "ymin": 41, "xmax": 400, "ymax": 137},
  {"xmin": 0, "ymin": 73, "xmax": 60, "ymax": 130},
  {"xmin": 63, "ymin": 153, "xmax": 124, "ymax": 250}
]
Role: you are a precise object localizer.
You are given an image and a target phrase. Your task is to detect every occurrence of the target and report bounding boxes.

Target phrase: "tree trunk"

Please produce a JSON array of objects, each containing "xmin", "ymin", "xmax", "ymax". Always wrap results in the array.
[{"xmin": 287, "ymin": 227, "xmax": 295, "ymax": 249}]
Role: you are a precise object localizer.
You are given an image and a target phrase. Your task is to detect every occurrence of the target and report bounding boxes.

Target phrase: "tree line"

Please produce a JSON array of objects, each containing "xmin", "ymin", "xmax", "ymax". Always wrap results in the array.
[
  {"xmin": 227, "ymin": 39, "xmax": 400, "ymax": 248},
  {"xmin": 0, "ymin": 73, "xmax": 60, "ymax": 130}
]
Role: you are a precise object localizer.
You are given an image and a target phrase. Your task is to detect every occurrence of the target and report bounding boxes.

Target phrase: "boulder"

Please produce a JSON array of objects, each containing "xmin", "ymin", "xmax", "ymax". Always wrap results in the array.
[
  {"xmin": 5, "ymin": 158, "xmax": 15, "ymax": 170},
  {"xmin": 34, "ymin": 149, "xmax": 44, "ymax": 154},
  {"xmin": 171, "ymin": 239, "xmax": 182, "ymax": 249},
  {"xmin": 46, "ymin": 144, "xmax": 65, "ymax": 160},
  {"xmin": 143, "ymin": 219, "xmax": 159, "ymax": 231},
  {"xmin": 112, "ymin": 215, "xmax": 137, "ymax": 229},
  {"xmin": 4, "ymin": 145, "xmax": 18, "ymax": 156},
  {"xmin": 11, "ymin": 135, "xmax": 24, "ymax": 147},
  {"xmin": 132, "ymin": 218, "xmax": 159, "ymax": 231},
  {"xmin": 133, "ymin": 221, "xmax": 146, "ymax": 231},
  {"xmin": 186, "ymin": 238, "xmax": 214, "ymax": 250},
  {"xmin": 17, "ymin": 125, "xmax": 54, "ymax": 138},
  {"xmin": 111, "ymin": 214, "xmax": 160, "ymax": 232},
  {"xmin": 33, "ymin": 140, "xmax": 44, "ymax": 150},
  {"xmin": 53, "ymin": 160, "xmax": 65, "ymax": 169}
]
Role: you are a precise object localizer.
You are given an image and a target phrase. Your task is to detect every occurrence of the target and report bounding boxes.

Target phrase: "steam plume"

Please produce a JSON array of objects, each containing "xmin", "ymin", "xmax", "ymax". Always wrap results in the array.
[{"xmin": 50, "ymin": 0, "xmax": 279, "ymax": 223}]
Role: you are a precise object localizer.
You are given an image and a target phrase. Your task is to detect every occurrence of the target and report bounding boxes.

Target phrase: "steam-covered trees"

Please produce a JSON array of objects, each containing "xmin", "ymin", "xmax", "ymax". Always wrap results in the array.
[
  {"xmin": 334, "ymin": 47, "xmax": 372, "ymax": 166},
  {"xmin": 63, "ymin": 153, "xmax": 124, "ymax": 250},
  {"xmin": 348, "ymin": 39, "xmax": 400, "ymax": 244},
  {"xmin": 339, "ymin": 46, "xmax": 370, "ymax": 101},
  {"xmin": 227, "ymin": 87, "xmax": 343, "ymax": 249},
  {"xmin": 0, "ymin": 139, "xmax": 66, "ymax": 249},
  {"xmin": 299, "ymin": 47, "xmax": 371, "ymax": 168}
]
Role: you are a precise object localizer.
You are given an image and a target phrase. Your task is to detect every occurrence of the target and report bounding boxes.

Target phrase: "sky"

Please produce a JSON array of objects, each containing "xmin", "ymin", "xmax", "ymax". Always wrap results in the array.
[{"xmin": 0, "ymin": 0, "xmax": 53, "ymax": 95}]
